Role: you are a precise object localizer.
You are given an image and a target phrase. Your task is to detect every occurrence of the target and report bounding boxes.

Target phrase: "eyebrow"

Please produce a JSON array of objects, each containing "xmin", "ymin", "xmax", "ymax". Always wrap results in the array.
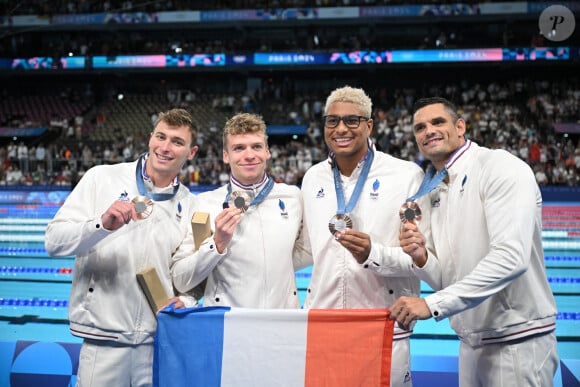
[
  {"xmin": 155, "ymin": 130, "xmax": 188, "ymax": 143},
  {"xmin": 413, "ymin": 115, "xmax": 447, "ymax": 128},
  {"xmin": 231, "ymin": 142, "xmax": 265, "ymax": 147}
]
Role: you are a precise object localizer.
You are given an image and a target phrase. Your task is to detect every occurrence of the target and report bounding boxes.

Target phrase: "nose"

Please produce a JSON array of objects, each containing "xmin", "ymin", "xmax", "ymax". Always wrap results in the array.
[
  {"xmin": 242, "ymin": 148, "xmax": 255, "ymax": 159},
  {"xmin": 157, "ymin": 138, "xmax": 172, "ymax": 153},
  {"xmin": 333, "ymin": 120, "xmax": 349, "ymax": 132},
  {"xmin": 159, "ymin": 140, "xmax": 170, "ymax": 150},
  {"xmin": 424, "ymin": 123, "xmax": 437, "ymax": 137}
]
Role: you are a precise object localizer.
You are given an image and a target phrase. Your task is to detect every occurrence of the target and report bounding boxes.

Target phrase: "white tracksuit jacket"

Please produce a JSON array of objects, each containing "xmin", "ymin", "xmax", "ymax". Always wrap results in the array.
[
  {"xmin": 300, "ymin": 150, "xmax": 428, "ymax": 340},
  {"xmin": 45, "ymin": 160, "xmax": 198, "ymax": 344},
  {"xmin": 414, "ymin": 141, "xmax": 557, "ymax": 347},
  {"xmin": 172, "ymin": 181, "xmax": 309, "ymax": 308}
]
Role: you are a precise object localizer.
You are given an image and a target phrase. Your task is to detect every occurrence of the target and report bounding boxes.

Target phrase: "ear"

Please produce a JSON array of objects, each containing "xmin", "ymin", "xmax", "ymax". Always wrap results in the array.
[
  {"xmin": 366, "ymin": 118, "xmax": 374, "ymax": 137},
  {"xmin": 223, "ymin": 149, "xmax": 230, "ymax": 164},
  {"xmin": 187, "ymin": 145, "xmax": 199, "ymax": 161},
  {"xmin": 265, "ymin": 146, "xmax": 271, "ymax": 160},
  {"xmin": 456, "ymin": 118, "xmax": 466, "ymax": 138}
]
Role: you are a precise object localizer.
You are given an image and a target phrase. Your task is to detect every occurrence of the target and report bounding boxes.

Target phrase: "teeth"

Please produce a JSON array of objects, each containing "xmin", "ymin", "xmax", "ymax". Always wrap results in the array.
[{"xmin": 335, "ymin": 138, "xmax": 351, "ymax": 143}]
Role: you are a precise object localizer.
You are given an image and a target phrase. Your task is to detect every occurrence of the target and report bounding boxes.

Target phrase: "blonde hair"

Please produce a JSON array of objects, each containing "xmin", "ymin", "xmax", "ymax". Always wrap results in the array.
[
  {"xmin": 324, "ymin": 86, "xmax": 372, "ymax": 118},
  {"xmin": 223, "ymin": 113, "xmax": 268, "ymax": 148}
]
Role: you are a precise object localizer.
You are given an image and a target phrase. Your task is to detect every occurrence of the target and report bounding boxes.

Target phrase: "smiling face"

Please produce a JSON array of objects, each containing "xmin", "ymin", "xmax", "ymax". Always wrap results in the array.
[
  {"xmin": 223, "ymin": 132, "xmax": 271, "ymax": 186},
  {"xmin": 147, "ymin": 121, "xmax": 198, "ymax": 187},
  {"xmin": 324, "ymin": 101, "xmax": 372, "ymax": 176},
  {"xmin": 412, "ymin": 103, "xmax": 466, "ymax": 170}
]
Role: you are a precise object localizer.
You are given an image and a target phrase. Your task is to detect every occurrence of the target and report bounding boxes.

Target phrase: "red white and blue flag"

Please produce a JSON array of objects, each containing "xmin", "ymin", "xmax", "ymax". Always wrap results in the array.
[{"xmin": 154, "ymin": 306, "xmax": 393, "ymax": 387}]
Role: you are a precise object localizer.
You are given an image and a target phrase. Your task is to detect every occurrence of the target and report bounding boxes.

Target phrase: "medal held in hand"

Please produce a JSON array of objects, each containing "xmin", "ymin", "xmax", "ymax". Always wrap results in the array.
[
  {"xmin": 229, "ymin": 190, "xmax": 253, "ymax": 212},
  {"xmin": 329, "ymin": 146, "xmax": 375, "ymax": 237},
  {"xmin": 132, "ymin": 196, "xmax": 153, "ymax": 219},
  {"xmin": 328, "ymin": 213, "xmax": 353, "ymax": 235},
  {"xmin": 399, "ymin": 201, "xmax": 421, "ymax": 224}
]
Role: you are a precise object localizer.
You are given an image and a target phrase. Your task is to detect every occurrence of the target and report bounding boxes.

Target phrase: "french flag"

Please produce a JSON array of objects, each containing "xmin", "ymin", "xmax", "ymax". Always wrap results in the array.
[{"xmin": 154, "ymin": 306, "xmax": 394, "ymax": 387}]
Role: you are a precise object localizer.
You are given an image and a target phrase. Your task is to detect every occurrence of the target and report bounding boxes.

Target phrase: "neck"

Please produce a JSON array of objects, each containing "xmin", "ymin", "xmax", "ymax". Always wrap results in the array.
[
  {"xmin": 150, "ymin": 174, "xmax": 176, "ymax": 188},
  {"xmin": 231, "ymin": 173, "xmax": 268, "ymax": 189},
  {"xmin": 432, "ymin": 160, "xmax": 446, "ymax": 172},
  {"xmin": 432, "ymin": 139, "xmax": 469, "ymax": 173},
  {"xmin": 145, "ymin": 161, "xmax": 176, "ymax": 188},
  {"xmin": 335, "ymin": 157, "xmax": 358, "ymax": 177}
]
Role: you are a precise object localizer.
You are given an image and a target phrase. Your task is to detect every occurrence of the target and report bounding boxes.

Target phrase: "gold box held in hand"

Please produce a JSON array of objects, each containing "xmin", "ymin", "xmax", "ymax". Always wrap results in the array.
[
  {"xmin": 191, "ymin": 212, "xmax": 211, "ymax": 251},
  {"xmin": 136, "ymin": 267, "xmax": 169, "ymax": 317},
  {"xmin": 190, "ymin": 212, "xmax": 212, "ymax": 299}
]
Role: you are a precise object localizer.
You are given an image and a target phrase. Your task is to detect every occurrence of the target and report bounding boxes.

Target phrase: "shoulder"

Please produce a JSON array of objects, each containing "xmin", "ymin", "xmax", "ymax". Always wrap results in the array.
[
  {"xmin": 273, "ymin": 182, "xmax": 300, "ymax": 195},
  {"xmin": 303, "ymin": 160, "xmax": 330, "ymax": 180},
  {"xmin": 472, "ymin": 145, "xmax": 536, "ymax": 189},
  {"xmin": 83, "ymin": 161, "xmax": 134, "ymax": 178},
  {"xmin": 178, "ymin": 184, "xmax": 196, "ymax": 199},
  {"xmin": 372, "ymin": 151, "xmax": 424, "ymax": 178},
  {"xmin": 475, "ymin": 145, "xmax": 532, "ymax": 175},
  {"xmin": 197, "ymin": 185, "xmax": 227, "ymax": 200}
]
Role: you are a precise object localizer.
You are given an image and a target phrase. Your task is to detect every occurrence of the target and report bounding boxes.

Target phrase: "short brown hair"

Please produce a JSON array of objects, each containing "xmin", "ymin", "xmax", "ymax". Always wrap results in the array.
[
  {"xmin": 223, "ymin": 113, "xmax": 268, "ymax": 149},
  {"xmin": 154, "ymin": 108, "xmax": 197, "ymax": 147},
  {"xmin": 412, "ymin": 97, "xmax": 460, "ymax": 123}
]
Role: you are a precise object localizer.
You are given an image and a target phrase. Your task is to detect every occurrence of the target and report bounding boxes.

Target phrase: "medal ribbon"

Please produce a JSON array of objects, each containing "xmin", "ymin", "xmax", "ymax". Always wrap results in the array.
[
  {"xmin": 333, "ymin": 147, "xmax": 374, "ymax": 215},
  {"xmin": 135, "ymin": 155, "xmax": 179, "ymax": 201},
  {"xmin": 224, "ymin": 176, "xmax": 275, "ymax": 208},
  {"xmin": 406, "ymin": 140, "xmax": 471, "ymax": 202},
  {"xmin": 406, "ymin": 166, "xmax": 448, "ymax": 202}
]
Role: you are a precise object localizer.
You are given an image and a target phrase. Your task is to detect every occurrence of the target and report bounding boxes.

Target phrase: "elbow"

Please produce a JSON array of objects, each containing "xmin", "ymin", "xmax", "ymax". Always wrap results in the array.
[
  {"xmin": 495, "ymin": 245, "xmax": 529, "ymax": 281},
  {"xmin": 170, "ymin": 266, "xmax": 193, "ymax": 294},
  {"xmin": 44, "ymin": 239, "xmax": 62, "ymax": 257},
  {"xmin": 172, "ymin": 275, "xmax": 192, "ymax": 294},
  {"xmin": 173, "ymin": 280, "xmax": 189, "ymax": 294},
  {"xmin": 511, "ymin": 259, "xmax": 528, "ymax": 279}
]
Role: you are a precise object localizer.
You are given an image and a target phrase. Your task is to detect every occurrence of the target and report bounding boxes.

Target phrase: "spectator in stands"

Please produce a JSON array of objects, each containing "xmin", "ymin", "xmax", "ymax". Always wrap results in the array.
[
  {"xmin": 44, "ymin": 108, "xmax": 200, "ymax": 387},
  {"xmin": 535, "ymin": 164, "xmax": 549, "ymax": 185},
  {"xmin": 5, "ymin": 165, "xmax": 23, "ymax": 185},
  {"xmin": 172, "ymin": 112, "xmax": 309, "ymax": 308},
  {"xmin": 391, "ymin": 97, "xmax": 558, "ymax": 387},
  {"xmin": 35, "ymin": 142, "xmax": 46, "ymax": 170},
  {"xmin": 299, "ymin": 86, "xmax": 428, "ymax": 387},
  {"xmin": 17, "ymin": 141, "xmax": 29, "ymax": 174}
]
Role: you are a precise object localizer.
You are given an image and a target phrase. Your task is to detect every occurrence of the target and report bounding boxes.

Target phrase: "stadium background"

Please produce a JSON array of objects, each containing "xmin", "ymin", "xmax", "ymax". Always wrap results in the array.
[{"xmin": 0, "ymin": 1, "xmax": 579, "ymax": 386}]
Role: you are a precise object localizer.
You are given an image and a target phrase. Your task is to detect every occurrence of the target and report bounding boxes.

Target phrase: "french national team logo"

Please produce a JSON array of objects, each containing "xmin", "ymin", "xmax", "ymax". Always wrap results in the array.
[
  {"xmin": 370, "ymin": 179, "xmax": 380, "ymax": 200},
  {"xmin": 279, "ymin": 199, "xmax": 289, "ymax": 218}
]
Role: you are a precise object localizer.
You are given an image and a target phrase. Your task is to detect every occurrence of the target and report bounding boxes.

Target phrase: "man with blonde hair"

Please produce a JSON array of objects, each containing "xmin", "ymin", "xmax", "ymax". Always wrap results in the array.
[{"xmin": 298, "ymin": 86, "xmax": 429, "ymax": 386}]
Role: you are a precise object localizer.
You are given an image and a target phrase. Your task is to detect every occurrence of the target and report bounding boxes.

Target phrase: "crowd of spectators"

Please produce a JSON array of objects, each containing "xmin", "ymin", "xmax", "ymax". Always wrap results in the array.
[
  {"xmin": 4, "ymin": 0, "xmax": 500, "ymax": 16},
  {"xmin": 1, "ymin": 0, "xmax": 542, "ymax": 59},
  {"xmin": 1, "ymin": 0, "xmax": 576, "ymax": 188},
  {"xmin": 0, "ymin": 75, "xmax": 579, "ymax": 188}
]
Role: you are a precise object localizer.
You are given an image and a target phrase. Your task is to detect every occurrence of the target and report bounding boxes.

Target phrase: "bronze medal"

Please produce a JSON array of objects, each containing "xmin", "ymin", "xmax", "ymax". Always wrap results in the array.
[
  {"xmin": 229, "ymin": 191, "xmax": 253, "ymax": 212},
  {"xmin": 328, "ymin": 214, "xmax": 353, "ymax": 235},
  {"xmin": 399, "ymin": 201, "xmax": 422, "ymax": 224},
  {"xmin": 132, "ymin": 196, "xmax": 153, "ymax": 220}
]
